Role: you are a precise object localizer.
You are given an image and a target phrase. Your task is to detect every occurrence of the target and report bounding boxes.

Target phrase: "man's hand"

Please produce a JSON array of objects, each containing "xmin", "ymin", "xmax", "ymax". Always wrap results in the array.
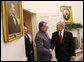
[
  {"xmin": 71, "ymin": 56, "xmax": 76, "ymax": 61},
  {"xmin": 30, "ymin": 50, "xmax": 32, "ymax": 54},
  {"xmin": 49, "ymin": 49, "xmax": 53, "ymax": 55}
]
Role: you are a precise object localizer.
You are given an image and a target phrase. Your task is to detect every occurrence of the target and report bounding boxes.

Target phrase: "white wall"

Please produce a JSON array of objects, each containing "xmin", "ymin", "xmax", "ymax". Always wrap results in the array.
[
  {"xmin": 1, "ymin": 11, "xmax": 26, "ymax": 61},
  {"xmin": 22, "ymin": 1, "xmax": 83, "ymax": 38}
]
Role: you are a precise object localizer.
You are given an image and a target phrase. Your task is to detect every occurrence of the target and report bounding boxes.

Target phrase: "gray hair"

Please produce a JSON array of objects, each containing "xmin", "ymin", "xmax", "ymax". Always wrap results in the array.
[
  {"xmin": 57, "ymin": 21, "xmax": 65, "ymax": 28},
  {"xmin": 39, "ymin": 21, "xmax": 47, "ymax": 30}
]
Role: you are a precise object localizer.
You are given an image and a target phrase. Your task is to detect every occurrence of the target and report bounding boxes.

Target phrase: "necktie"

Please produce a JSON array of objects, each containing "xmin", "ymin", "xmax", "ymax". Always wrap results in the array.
[{"xmin": 59, "ymin": 31, "xmax": 62, "ymax": 45}]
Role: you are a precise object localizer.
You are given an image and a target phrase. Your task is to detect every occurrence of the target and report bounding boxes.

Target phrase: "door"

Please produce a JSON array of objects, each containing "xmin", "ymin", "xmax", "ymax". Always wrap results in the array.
[{"xmin": 23, "ymin": 9, "xmax": 37, "ymax": 61}]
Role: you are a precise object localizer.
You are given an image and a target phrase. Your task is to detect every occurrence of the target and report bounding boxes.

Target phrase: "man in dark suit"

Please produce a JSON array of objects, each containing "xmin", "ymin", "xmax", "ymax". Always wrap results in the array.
[
  {"xmin": 8, "ymin": 3, "xmax": 20, "ymax": 34},
  {"xmin": 50, "ymin": 21, "xmax": 76, "ymax": 61},
  {"xmin": 24, "ymin": 26, "xmax": 32, "ymax": 61}
]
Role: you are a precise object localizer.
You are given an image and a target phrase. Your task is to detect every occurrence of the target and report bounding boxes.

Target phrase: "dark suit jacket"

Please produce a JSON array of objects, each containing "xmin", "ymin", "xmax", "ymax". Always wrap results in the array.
[
  {"xmin": 24, "ymin": 34, "xmax": 31, "ymax": 57},
  {"xmin": 35, "ymin": 31, "xmax": 52, "ymax": 61},
  {"xmin": 8, "ymin": 15, "xmax": 20, "ymax": 34},
  {"xmin": 51, "ymin": 30, "xmax": 75, "ymax": 61}
]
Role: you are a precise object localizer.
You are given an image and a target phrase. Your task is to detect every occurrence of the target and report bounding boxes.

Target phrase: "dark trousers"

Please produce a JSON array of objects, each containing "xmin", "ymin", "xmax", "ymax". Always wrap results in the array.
[
  {"xmin": 27, "ymin": 56, "xmax": 31, "ymax": 61},
  {"xmin": 57, "ymin": 57, "xmax": 70, "ymax": 61},
  {"xmin": 27, "ymin": 54, "xmax": 34, "ymax": 61}
]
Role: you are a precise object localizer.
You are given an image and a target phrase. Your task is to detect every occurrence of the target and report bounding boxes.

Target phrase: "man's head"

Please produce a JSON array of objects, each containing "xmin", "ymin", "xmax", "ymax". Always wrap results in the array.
[
  {"xmin": 56, "ymin": 21, "xmax": 65, "ymax": 31},
  {"xmin": 24, "ymin": 26, "xmax": 28, "ymax": 34},
  {"xmin": 39, "ymin": 21, "xmax": 48, "ymax": 32},
  {"xmin": 10, "ymin": 3, "xmax": 15, "ymax": 15}
]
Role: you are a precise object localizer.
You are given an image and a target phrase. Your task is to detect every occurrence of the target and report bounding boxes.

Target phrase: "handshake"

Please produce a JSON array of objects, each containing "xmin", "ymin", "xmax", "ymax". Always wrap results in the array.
[{"xmin": 49, "ymin": 49, "xmax": 53, "ymax": 55}]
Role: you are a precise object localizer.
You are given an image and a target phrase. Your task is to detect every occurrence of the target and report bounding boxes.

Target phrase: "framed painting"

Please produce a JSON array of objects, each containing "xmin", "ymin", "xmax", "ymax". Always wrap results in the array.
[
  {"xmin": 60, "ymin": 6, "xmax": 73, "ymax": 23},
  {"xmin": 2, "ymin": 1, "xmax": 23, "ymax": 43}
]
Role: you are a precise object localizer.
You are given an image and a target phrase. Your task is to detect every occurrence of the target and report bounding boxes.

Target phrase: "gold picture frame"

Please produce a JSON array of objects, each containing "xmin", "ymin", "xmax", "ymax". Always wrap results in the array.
[
  {"xmin": 60, "ymin": 6, "xmax": 73, "ymax": 23},
  {"xmin": 2, "ymin": 1, "xmax": 23, "ymax": 43}
]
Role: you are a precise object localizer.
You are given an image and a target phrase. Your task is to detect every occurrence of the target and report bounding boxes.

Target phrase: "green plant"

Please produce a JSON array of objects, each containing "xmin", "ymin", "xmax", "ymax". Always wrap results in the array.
[{"xmin": 65, "ymin": 23, "xmax": 83, "ymax": 30}]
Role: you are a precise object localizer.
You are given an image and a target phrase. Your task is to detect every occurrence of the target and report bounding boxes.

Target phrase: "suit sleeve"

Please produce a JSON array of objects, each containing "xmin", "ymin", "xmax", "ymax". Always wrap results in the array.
[
  {"xmin": 8, "ymin": 17, "xmax": 11, "ymax": 34},
  {"xmin": 35, "ymin": 36, "xmax": 50, "ymax": 55},
  {"xmin": 24, "ymin": 36, "xmax": 31, "ymax": 55},
  {"xmin": 50, "ymin": 33, "xmax": 56, "ymax": 50},
  {"xmin": 69, "ymin": 33, "xmax": 76, "ymax": 56}
]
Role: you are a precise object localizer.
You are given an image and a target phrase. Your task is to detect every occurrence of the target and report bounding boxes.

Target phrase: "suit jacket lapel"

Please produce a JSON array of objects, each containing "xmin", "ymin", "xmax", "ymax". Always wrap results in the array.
[
  {"xmin": 57, "ymin": 31, "xmax": 61, "ymax": 46},
  {"xmin": 62, "ymin": 30, "xmax": 66, "ymax": 45}
]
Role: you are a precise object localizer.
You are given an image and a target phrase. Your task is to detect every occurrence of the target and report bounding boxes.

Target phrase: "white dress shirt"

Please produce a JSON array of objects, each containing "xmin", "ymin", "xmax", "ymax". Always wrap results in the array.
[
  {"xmin": 13, "ymin": 17, "xmax": 16, "ymax": 24},
  {"xmin": 59, "ymin": 29, "xmax": 64, "ymax": 39},
  {"xmin": 12, "ymin": 14, "xmax": 17, "ymax": 24}
]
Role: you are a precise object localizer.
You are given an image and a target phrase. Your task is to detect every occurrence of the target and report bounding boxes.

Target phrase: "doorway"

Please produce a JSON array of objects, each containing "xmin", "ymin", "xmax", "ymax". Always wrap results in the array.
[
  {"xmin": 23, "ymin": 9, "xmax": 37, "ymax": 61},
  {"xmin": 23, "ymin": 9, "xmax": 32, "ymax": 36}
]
